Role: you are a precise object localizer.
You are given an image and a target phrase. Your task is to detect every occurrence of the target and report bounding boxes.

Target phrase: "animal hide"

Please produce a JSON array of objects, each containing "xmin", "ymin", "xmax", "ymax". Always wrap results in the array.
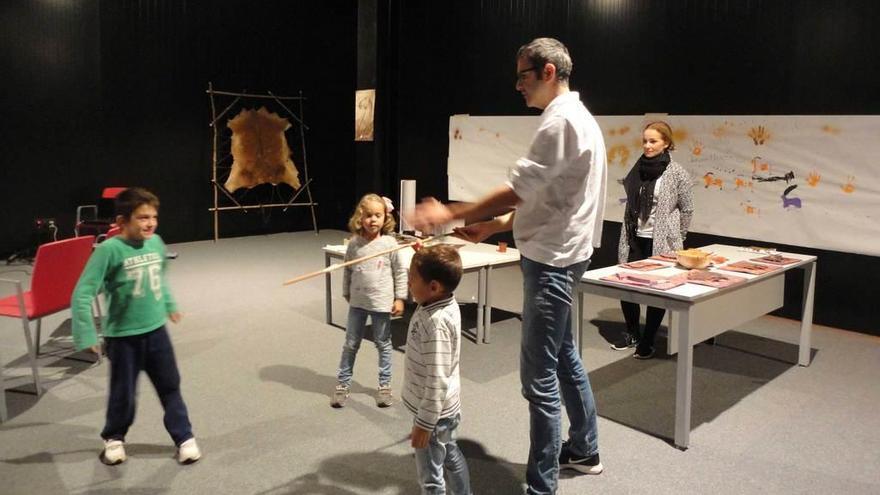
[{"xmin": 225, "ymin": 107, "xmax": 302, "ymax": 192}]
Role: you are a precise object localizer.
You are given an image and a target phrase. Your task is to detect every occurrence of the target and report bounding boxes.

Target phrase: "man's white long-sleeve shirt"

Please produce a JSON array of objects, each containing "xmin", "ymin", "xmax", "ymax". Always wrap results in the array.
[{"xmin": 507, "ymin": 91, "xmax": 608, "ymax": 267}]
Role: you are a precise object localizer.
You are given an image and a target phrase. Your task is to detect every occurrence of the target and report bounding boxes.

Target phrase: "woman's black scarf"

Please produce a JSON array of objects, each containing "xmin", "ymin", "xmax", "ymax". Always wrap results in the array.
[{"xmin": 622, "ymin": 151, "xmax": 670, "ymax": 248}]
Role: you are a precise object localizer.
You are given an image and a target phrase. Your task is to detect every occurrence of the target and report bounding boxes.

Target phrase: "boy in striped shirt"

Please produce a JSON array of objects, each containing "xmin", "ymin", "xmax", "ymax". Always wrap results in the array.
[{"xmin": 402, "ymin": 244, "xmax": 471, "ymax": 495}]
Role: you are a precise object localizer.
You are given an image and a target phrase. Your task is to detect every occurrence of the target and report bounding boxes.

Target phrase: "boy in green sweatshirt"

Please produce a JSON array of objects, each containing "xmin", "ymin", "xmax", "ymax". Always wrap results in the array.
[{"xmin": 71, "ymin": 187, "xmax": 200, "ymax": 466}]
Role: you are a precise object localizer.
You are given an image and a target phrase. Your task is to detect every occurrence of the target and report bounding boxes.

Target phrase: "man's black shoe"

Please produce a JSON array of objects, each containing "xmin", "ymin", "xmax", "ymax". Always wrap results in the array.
[{"xmin": 559, "ymin": 440, "xmax": 604, "ymax": 475}]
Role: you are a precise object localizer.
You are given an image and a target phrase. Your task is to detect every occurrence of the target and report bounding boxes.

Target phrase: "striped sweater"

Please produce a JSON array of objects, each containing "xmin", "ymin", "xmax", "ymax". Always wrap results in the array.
[{"xmin": 402, "ymin": 295, "xmax": 462, "ymax": 431}]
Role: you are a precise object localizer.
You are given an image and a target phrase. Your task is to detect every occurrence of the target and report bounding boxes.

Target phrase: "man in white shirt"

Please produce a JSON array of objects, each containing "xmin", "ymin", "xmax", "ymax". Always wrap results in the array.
[{"xmin": 409, "ymin": 37, "xmax": 607, "ymax": 495}]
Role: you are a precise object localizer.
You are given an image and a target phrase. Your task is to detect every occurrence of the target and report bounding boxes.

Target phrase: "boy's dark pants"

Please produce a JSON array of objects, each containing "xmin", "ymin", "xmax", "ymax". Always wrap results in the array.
[{"xmin": 101, "ymin": 326, "xmax": 193, "ymax": 446}]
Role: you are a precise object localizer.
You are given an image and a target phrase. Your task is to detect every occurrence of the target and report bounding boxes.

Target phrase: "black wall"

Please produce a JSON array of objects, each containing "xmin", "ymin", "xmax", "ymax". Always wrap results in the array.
[
  {"xmin": 2, "ymin": 1, "xmax": 877, "ymax": 334},
  {"xmin": 385, "ymin": 0, "xmax": 879, "ymax": 335},
  {"xmin": 1, "ymin": 0, "xmax": 358, "ymax": 253}
]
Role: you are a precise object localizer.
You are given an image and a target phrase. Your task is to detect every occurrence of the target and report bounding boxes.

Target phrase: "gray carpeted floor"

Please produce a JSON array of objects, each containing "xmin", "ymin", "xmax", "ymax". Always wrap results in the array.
[{"xmin": 1, "ymin": 231, "xmax": 878, "ymax": 494}]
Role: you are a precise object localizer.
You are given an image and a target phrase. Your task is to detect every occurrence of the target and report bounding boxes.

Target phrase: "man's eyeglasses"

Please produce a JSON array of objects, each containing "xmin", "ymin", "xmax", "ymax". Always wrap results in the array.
[{"xmin": 516, "ymin": 66, "xmax": 539, "ymax": 83}]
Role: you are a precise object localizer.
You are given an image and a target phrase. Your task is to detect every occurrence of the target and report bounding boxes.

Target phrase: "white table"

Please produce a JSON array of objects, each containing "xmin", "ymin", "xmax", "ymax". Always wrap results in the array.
[
  {"xmin": 0, "ymin": 350, "xmax": 6, "ymax": 422},
  {"xmin": 575, "ymin": 244, "xmax": 817, "ymax": 449},
  {"xmin": 323, "ymin": 239, "xmax": 520, "ymax": 344}
]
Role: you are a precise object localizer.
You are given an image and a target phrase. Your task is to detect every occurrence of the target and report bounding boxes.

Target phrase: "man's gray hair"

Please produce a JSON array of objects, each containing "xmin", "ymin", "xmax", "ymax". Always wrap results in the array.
[{"xmin": 516, "ymin": 38, "xmax": 572, "ymax": 83}]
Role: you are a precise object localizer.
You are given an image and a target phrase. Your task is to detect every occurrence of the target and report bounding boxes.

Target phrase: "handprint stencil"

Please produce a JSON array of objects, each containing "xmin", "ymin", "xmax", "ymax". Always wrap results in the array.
[
  {"xmin": 748, "ymin": 125, "xmax": 771, "ymax": 145},
  {"xmin": 712, "ymin": 121, "xmax": 736, "ymax": 138},
  {"xmin": 703, "ymin": 172, "xmax": 724, "ymax": 190},
  {"xmin": 607, "ymin": 144, "xmax": 631, "ymax": 166},
  {"xmin": 741, "ymin": 201, "xmax": 759, "ymax": 215},
  {"xmin": 735, "ymin": 178, "xmax": 753, "ymax": 190}
]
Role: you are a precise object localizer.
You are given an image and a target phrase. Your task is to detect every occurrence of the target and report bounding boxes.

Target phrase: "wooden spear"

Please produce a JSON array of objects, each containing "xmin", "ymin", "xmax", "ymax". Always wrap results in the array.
[{"xmin": 282, "ymin": 234, "xmax": 449, "ymax": 286}]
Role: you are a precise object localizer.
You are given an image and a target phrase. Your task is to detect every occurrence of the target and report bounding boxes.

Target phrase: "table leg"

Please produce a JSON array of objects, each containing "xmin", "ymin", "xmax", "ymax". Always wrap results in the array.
[
  {"xmin": 475, "ymin": 267, "xmax": 485, "ymax": 345},
  {"xmin": 674, "ymin": 307, "xmax": 693, "ymax": 450},
  {"xmin": 799, "ymin": 261, "xmax": 816, "ymax": 367},
  {"xmin": 483, "ymin": 265, "xmax": 493, "ymax": 343},
  {"xmin": 0, "ymin": 347, "xmax": 7, "ymax": 422},
  {"xmin": 324, "ymin": 252, "xmax": 333, "ymax": 326}
]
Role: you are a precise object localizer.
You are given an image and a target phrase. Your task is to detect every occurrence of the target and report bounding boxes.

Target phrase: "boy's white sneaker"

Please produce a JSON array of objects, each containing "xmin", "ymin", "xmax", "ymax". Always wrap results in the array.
[
  {"xmin": 100, "ymin": 439, "xmax": 126, "ymax": 465},
  {"xmin": 177, "ymin": 438, "xmax": 202, "ymax": 465}
]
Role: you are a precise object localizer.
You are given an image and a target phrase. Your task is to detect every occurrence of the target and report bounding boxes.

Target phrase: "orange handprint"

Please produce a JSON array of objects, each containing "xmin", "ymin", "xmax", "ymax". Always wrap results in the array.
[
  {"xmin": 841, "ymin": 175, "xmax": 856, "ymax": 194},
  {"xmin": 748, "ymin": 125, "xmax": 771, "ymax": 145},
  {"xmin": 691, "ymin": 140, "xmax": 703, "ymax": 156},
  {"xmin": 741, "ymin": 201, "xmax": 759, "ymax": 215},
  {"xmin": 672, "ymin": 128, "xmax": 688, "ymax": 145},
  {"xmin": 735, "ymin": 178, "xmax": 753, "ymax": 190},
  {"xmin": 712, "ymin": 121, "xmax": 735, "ymax": 138},
  {"xmin": 607, "ymin": 144, "xmax": 630, "ymax": 166},
  {"xmin": 703, "ymin": 173, "xmax": 723, "ymax": 190},
  {"xmin": 807, "ymin": 171, "xmax": 820, "ymax": 187},
  {"xmin": 632, "ymin": 137, "xmax": 643, "ymax": 152}
]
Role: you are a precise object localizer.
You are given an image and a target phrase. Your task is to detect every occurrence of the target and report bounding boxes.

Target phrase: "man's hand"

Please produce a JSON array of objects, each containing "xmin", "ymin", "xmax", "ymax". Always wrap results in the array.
[
  {"xmin": 90, "ymin": 344, "xmax": 102, "ymax": 355},
  {"xmin": 391, "ymin": 299, "xmax": 404, "ymax": 316},
  {"xmin": 411, "ymin": 425, "xmax": 432, "ymax": 449},
  {"xmin": 408, "ymin": 197, "xmax": 453, "ymax": 233},
  {"xmin": 168, "ymin": 312, "xmax": 182, "ymax": 324},
  {"xmin": 453, "ymin": 222, "xmax": 496, "ymax": 244},
  {"xmin": 453, "ymin": 211, "xmax": 514, "ymax": 243}
]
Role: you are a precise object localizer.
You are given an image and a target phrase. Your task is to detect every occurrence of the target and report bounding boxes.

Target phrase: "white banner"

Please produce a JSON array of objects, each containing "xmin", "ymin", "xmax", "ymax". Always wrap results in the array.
[{"xmin": 448, "ymin": 114, "xmax": 880, "ymax": 256}]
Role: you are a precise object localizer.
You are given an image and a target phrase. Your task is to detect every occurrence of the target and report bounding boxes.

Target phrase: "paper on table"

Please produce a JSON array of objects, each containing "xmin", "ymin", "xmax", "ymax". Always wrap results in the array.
[
  {"xmin": 737, "ymin": 246, "xmax": 779, "ymax": 255},
  {"xmin": 682, "ymin": 270, "xmax": 747, "ymax": 288},
  {"xmin": 649, "ymin": 252, "xmax": 678, "ymax": 262},
  {"xmin": 750, "ymin": 254, "xmax": 800, "ymax": 266},
  {"xmin": 718, "ymin": 260, "xmax": 781, "ymax": 275},
  {"xmin": 601, "ymin": 272, "xmax": 686, "ymax": 291},
  {"xmin": 619, "ymin": 260, "xmax": 668, "ymax": 271}
]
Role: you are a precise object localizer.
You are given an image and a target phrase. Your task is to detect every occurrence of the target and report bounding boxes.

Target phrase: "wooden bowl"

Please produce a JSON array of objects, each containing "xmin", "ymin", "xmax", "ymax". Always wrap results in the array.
[{"xmin": 676, "ymin": 250, "xmax": 712, "ymax": 269}]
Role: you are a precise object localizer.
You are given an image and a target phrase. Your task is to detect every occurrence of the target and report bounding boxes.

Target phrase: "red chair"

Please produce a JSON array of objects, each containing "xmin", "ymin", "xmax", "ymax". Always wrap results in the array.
[
  {"xmin": 95, "ymin": 225, "xmax": 122, "ymax": 244},
  {"xmin": 75, "ymin": 187, "xmax": 126, "ymax": 237},
  {"xmin": 0, "ymin": 236, "xmax": 95, "ymax": 396}
]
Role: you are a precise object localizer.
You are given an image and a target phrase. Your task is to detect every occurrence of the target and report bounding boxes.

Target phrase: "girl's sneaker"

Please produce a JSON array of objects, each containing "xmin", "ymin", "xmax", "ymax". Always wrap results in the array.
[
  {"xmin": 100, "ymin": 439, "xmax": 126, "ymax": 465},
  {"xmin": 331, "ymin": 384, "xmax": 350, "ymax": 408},
  {"xmin": 376, "ymin": 385, "xmax": 393, "ymax": 408},
  {"xmin": 177, "ymin": 438, "xmax": 202, "ymax": 464}
]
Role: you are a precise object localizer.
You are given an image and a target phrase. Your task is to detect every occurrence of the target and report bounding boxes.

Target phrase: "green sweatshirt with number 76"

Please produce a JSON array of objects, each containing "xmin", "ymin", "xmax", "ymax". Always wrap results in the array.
[{"xmin": 71, "ymin": 235, "xmax": 178, "ymax": 350}]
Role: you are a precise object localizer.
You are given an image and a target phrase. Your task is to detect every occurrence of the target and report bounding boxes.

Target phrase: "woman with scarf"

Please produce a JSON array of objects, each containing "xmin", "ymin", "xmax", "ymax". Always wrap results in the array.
[{"xmin": 612, "ymin": 121, "xmax": 694, "ymax": 359}]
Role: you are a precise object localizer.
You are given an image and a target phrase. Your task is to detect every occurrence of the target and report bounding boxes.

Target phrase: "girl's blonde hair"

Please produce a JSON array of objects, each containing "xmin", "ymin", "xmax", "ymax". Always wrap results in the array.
[
  {"xmin": 644, "ymin": 121, "xmax": 676, "ymax": 151},
  {"xmin": 348, "ymin": 193, "xmax": 396, "ymax": 235}
]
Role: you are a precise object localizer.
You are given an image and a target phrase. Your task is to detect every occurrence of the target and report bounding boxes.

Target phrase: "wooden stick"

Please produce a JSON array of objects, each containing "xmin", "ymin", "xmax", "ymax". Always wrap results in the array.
[
  {"xmin": 282, "ymin": 234, "xmax": 446, "ymax": 286},
  {"xmin": 210, "ymin": 82, "xmax": 219, "ymax": 242},
  {"xmin": 205, "ymin": 89, "xmax": 307, "ymax": 100}
]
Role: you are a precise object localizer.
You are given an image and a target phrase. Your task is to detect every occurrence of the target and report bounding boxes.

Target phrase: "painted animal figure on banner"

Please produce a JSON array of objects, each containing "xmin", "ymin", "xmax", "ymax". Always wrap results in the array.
[
  {"xmin": 225, "ymin": 107, "xmax": 302, "ymax": 193},
  {"xmin": 782, "ymin": 184, "xmax": 802, "ymax": 209}
]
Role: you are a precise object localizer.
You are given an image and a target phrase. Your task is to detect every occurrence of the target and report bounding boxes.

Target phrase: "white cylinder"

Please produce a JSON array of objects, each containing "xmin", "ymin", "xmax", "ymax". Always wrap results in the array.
[{"xmin": 400, "ymin": 179, "xmax": 417, "ymax": 233}]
